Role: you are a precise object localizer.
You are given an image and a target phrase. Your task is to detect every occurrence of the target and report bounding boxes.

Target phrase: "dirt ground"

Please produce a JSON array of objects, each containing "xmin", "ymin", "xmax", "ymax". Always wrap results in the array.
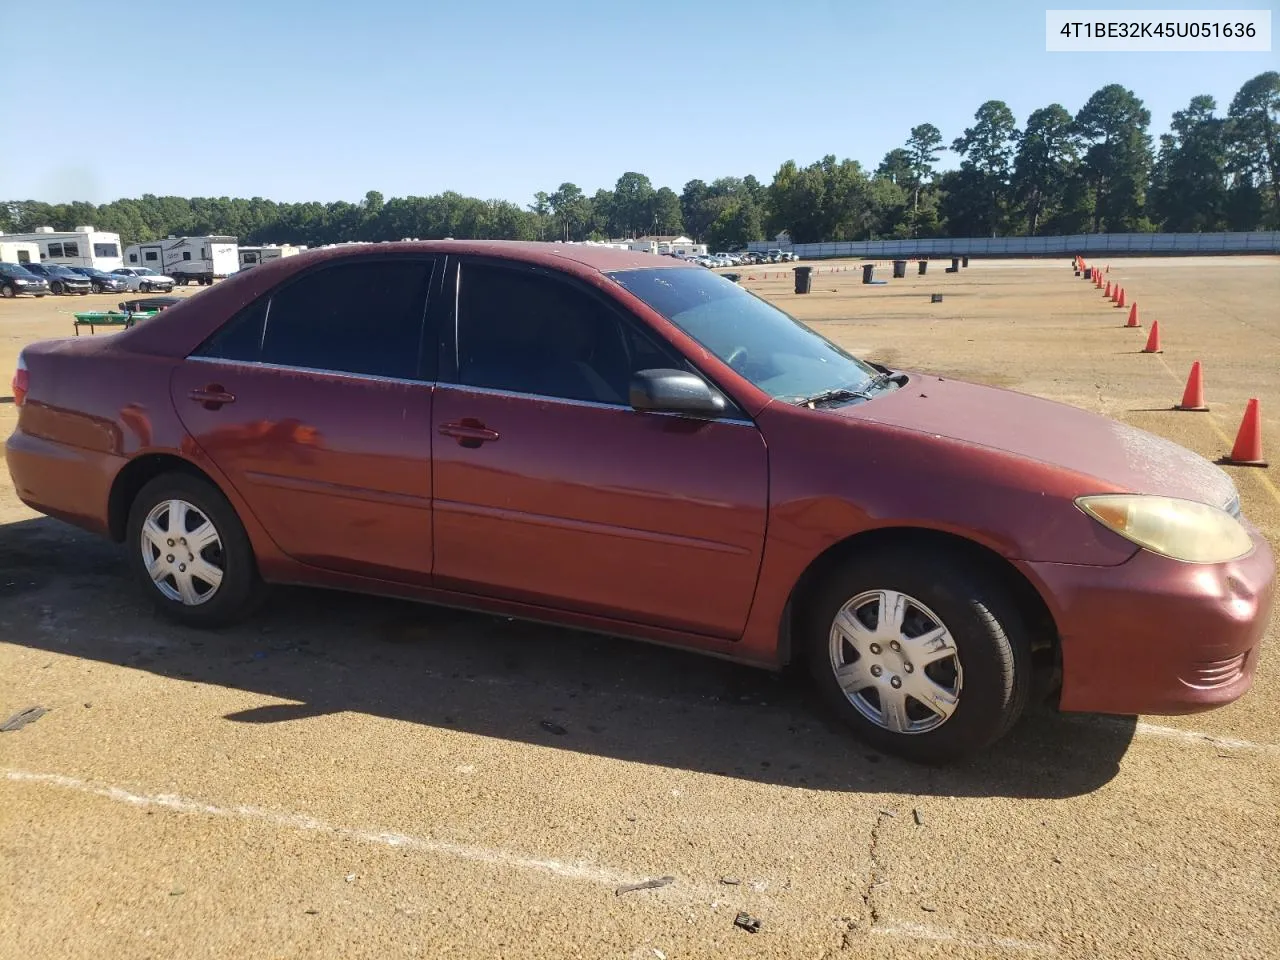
[{"xmin": 1, "ymin": 256, "xmax": 1278, "ymax": 959}]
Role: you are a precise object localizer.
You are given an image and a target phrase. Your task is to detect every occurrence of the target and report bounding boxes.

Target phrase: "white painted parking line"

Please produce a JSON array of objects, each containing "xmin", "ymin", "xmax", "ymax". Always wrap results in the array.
[
  {"xmin": 1134, "ymin": 722, "xmax": 1280, "ymax": 756},
  {"xmin": 1068, "ymin": 716, "xmax": 1280, "ymax": 756},
  {"xmin": 872, "ymin": 919, "xmax": 1056, "ymax": 955},
  {"xmin": 2, "ymin": 768, "xmax": 708, "ymax": 897}
]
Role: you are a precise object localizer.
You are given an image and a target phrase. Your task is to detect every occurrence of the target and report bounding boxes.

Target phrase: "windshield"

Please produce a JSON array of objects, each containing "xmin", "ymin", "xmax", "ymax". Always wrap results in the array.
[
  {"xmin": 0, "ymin": 263, "xmax": 38, "ymax": 279},
  {"xmin": 47, "ymin": 265, "xmax": 80, "ymax": 277},
  {"xmin": 135, "ymin": 267, "xmax": 157, "ymax": 275},
  {"xmin": 608, "ymin": 267, "xmax": 879, "ymax": 403}
]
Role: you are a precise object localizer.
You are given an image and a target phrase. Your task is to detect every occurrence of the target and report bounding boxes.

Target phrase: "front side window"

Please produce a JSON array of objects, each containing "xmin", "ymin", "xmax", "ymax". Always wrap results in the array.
[
  {"xmin": 609, "ymin": 267, "xmax": 879, "ymax": 404},
  {"xmin": 455, "ymin": 263, "xmax": 679, "ymax": 405},
  {"xmin": 195, "ymin": 259, "xmax": 433, "ymax": 381}
]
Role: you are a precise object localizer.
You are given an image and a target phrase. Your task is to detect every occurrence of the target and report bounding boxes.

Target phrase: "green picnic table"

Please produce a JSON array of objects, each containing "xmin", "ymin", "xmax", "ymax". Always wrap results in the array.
[{"xmin": 72, "ymin": 310, "xmax": 158, "ymax": 335}]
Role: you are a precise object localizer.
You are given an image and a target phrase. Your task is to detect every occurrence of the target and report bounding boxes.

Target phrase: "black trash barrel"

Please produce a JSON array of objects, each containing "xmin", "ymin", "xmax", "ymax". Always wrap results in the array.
[
  {"xmin": 793, "ymin": 266, "xmax": 813, "ymax": 294},
  {"xmin": 962, "ymin": 256, "xmax": 970, "ymax": 268},
  {"xmin": 892, "ymin": 259, "xmax": 907, "ymax": 278},
  {"xmin": 861, "ymin": 263, "xmax": 875, "ymax": 284},
  {"xmin": 918, "ymin": 260, "xmax": 928, "ymax": 275},
  {"xmin": 1083, "ymin": 267, "xmax": 1092, "ymax": 280},
  {"xmin": 951, "ymin": 257, "xmax": 960, "ymax": 271}
]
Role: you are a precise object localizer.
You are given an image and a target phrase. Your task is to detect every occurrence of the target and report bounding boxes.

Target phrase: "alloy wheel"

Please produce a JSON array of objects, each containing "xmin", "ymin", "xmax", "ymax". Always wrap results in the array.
[
  {"xmin": 828, "ymin": 589, "xmax": 963, "ymax": 734},
  {"xmin": 139, "ymin": 499, "xmax": 225, "ymax": 605}
]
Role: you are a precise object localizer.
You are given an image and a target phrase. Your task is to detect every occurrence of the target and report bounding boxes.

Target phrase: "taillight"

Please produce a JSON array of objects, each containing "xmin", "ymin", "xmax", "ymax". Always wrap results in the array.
[{"xmin": 12, "ymin": 354, "xmax": 28, "ymax": 407}]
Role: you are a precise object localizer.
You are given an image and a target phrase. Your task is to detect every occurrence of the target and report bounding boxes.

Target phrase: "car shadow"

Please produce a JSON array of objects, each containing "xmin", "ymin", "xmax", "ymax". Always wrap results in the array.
[{"xmin": 0, "ymin": 516, "xmax": 1136, "ymax": 799}]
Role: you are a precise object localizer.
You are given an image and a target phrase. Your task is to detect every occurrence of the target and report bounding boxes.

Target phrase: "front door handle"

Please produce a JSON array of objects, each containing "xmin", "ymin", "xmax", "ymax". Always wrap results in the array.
[
  {"xmin": 189, "ymin": 384, "xmax": 236, "ymax": 410},
  {"xmin": 439, "ymin": 418, "xmax": 500, "ymax": 448}
]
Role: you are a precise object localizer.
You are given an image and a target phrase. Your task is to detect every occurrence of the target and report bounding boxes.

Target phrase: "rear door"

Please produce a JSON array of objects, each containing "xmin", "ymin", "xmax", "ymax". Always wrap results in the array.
[{"xmin": 170, "ymin": 255, "xmax": 440, "ymax": 584}]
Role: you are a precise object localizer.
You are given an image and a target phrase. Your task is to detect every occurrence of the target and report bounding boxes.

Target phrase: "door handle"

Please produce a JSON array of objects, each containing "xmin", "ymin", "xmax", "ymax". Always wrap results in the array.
[
  {"xmin": 189, "ymin": 385, "xmax": 236, "ymax": 410},
  {"xmin": 439, "ymin": 418, "xmax": 500, "ymax": 448}
]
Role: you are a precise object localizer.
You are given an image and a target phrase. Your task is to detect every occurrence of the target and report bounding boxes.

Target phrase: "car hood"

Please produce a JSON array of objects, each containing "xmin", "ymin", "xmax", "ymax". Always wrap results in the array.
[{"xmin": 839, "ymin": 374, "xmax": 1238, "ymax": 510}]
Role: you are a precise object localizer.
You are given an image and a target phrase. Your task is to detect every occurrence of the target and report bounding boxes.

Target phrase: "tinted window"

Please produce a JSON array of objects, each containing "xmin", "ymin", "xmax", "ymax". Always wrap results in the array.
[
  {"xmin": 183, "ymin": 251, "xmax": 192, "ymax": 260},
  {"xmin": 94, "ymin": 243, "xmax": 118, "ymax": 258},
  {"xmin": 456, "ymin": 263, "xmax": 681, "ymax": 405},
  {"xmin": 195, "ymin": 299, "xmax": 268, "ymax": 363},
  {"xmin": 48, "ymin": 243, "xmax": 63, "ymax": 258},
  {"xmin": 260, "ymin": 260, "xmax": 432, "ymax": 379},
  {"xmin": 144, "ymin": 251, "xmax": 158, "ymax": 261},
  {"xmin": 63, "ymin": 241, "xmax": 79, "ymax": 257}
]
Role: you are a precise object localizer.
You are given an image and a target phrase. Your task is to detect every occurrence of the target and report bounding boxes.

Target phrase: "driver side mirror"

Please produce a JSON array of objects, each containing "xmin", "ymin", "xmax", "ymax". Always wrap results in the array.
[{"xmin": 630, "ymin": 369, "xmax": 727, "ymax": 418}]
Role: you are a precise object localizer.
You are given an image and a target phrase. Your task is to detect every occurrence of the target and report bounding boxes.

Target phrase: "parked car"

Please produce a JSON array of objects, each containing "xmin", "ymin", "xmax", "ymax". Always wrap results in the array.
[
  {"xmin": 6, "ymin": 242, "xmax": 1273, "ymax": 764},
  {"xmin": 22, "ymin": 262, "xmax": 92, "ymax": 295},
  {"xmin": 69, "ymin": 266, "xmax": 130, "ymax": 294},
  {"xmin": 111, "ymin": 267, "xmax": 176, "ymax": 293},
  {"xmin": 712, "ymin": 252, "xmax": 740, "ymax": 266},
  {"xmin": 766, "ymin": 249, "xmax": 785, "ymax": 263},
  {"xmin": 0, "ymin": 262, "xmax": 50, "ymax": 298}
]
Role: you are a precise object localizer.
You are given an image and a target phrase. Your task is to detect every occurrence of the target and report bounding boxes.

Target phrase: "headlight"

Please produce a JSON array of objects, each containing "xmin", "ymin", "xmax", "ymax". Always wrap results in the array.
[
  {"xmin": 14, "ymin": 279, "xmax": 29, "ymax": 285},
  {"xmin": 1076, "ymin": 494, "xmax": 1253, "ymax": 563}
]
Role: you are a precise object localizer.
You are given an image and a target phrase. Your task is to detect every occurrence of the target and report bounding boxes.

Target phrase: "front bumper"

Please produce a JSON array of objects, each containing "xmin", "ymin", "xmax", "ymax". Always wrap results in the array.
[
  {"xmin": 10, "ymin": 283, "xmax": 49, "ymax": 295},
  {"xmin": 1021, "ymin": 527, "xmax": 1275, "ymax": 715}
]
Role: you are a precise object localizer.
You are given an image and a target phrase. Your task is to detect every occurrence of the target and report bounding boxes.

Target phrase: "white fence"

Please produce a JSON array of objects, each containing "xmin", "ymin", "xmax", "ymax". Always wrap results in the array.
[{"xmin": 746, "ymin": 232, "xmax": 1280, "ymax": 259}]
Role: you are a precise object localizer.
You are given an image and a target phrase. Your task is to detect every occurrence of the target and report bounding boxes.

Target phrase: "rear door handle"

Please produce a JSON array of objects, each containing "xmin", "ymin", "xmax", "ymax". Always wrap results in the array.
[
  {"xmin": 189, "ymin": 385, "xmax": 236, "ymax": 410},
  {"xmin": 439, "ymin": 418, "xmax": 500, "ymax": 448}
]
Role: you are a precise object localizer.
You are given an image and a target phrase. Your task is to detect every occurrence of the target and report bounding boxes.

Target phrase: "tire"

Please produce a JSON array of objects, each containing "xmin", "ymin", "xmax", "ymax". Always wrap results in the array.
[
  {"xmin": 126, "ymin": 473, "xmax": 266, "ymax": 628},
  {"xmin": 801, "ymin": 544, "xmax": 1031, "ymax": 764},
  {"xmin": 92, "ymin": 282, "xmax": 103, "ymax": 294},
  {"xmin": 51, "ymin": 281, "xmax": 63, "ymax": 295},
  {"xmin": 140, "ymin": 282, "xmax": 152, "ymax": 293},
  {"xmin": 0, "ymin": 284, "xmax": 13, "ymax": 298}
]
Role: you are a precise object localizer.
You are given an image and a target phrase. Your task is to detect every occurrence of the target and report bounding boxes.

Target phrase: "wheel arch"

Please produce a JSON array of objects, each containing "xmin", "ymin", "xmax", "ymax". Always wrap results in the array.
[
  {"xmin": 107, "ymin": 452, "xmax": 224, "ymax": 542},
  {"xmin": 780, "ymin": 526, "xmax": 1061, "ymax": 696}
]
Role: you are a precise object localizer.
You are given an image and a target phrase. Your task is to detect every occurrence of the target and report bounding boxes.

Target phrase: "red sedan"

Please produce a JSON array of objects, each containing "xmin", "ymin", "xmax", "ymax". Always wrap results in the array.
[{"xmin": 6, "ymin": 242, "xmax": 1274, "ymax": 762}]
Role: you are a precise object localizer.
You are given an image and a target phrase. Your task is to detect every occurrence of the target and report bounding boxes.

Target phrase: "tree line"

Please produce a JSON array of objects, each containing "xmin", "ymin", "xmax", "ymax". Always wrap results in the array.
[{"xmin": 3, "ymin": 74, "xmax": 1276, "ymax": 252}]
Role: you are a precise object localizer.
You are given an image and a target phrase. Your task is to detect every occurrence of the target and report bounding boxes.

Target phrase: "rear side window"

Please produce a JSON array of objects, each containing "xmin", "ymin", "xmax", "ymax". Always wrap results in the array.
[{"xmin": 194, "ymin": 259, "xmax": 434, "ymax": 381}]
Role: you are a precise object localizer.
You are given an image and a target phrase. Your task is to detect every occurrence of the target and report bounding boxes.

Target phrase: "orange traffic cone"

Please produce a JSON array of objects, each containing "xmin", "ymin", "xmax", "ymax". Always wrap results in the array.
[
  {"xmin": 1104, "ymin": 281, "xmax": 1112, "ymax": 297},
  {"xmin": 1141, "ymin": 320, "xmax": 1162, "ymax": 353},
  {"xmin": 1220, "ymin": 399, "xmax": 1268, "ymax": 467},
  {"xmin": 1111, "ymin": 285, "xmax": 1121, "ymax": 304},
  {"xmin": 1116, "ymin": 288, "xmax": 1126, "ymax": 308},
  {"xmin": 1174, "ymin": 361, "xmax": 1208, "ymax": 411},
  {"xmin": 1125, "ymin": 303, "xmax": 1140, "ymax": 327}
]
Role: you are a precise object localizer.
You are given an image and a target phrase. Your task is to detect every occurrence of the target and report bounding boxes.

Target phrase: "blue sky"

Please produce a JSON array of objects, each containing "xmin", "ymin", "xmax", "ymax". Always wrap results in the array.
[{"xmin": 2, "ymin": 0, "xmax": 1274, "ymax": 205}]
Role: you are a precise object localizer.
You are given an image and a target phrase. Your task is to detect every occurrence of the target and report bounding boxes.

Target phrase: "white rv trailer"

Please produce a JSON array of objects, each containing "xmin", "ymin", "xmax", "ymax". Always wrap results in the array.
[
  {"xmin": 123, "ymin": 236, "xmax": 239, "ymax": 285},
  {"xmin": 0, "ymin": 239, "xmax": 40, "ymax": 265},
  {"xmin": 238, "ymin": 243, "xmax": 306, "ymax": 270},
  {"xmin": 0, "ymin": 227, "xmax": 124, "ymax": 271}
]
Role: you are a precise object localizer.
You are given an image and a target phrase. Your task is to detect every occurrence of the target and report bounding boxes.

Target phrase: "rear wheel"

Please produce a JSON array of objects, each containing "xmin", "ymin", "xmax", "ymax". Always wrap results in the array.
[
  {"xmin": 801, "ymin": 545, "xmax": 1031, "ymax": 764},
  {"xmin": 126, "ymin": 473, "xmax": 266, "ymax": 628},
  {"xmin": 0, "ymin": 284, "xmax": 14, "ymax": 298}
]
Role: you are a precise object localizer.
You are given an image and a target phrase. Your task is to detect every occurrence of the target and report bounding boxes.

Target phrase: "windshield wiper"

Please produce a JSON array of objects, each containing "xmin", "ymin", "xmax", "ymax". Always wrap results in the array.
[{"xmin": 795, "ymin": 386, "xmax": 872, "ymax": 408}]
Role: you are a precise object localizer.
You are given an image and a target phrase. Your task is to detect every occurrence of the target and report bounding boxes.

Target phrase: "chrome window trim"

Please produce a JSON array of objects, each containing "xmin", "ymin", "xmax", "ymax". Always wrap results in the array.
[
  {"xmin": 443, "ymin": 382, "xmax": 757, "ymax": 426},
  {"xmin": 186, "ymin": 354, "xmax": 433, "ymax": 388},
  {"xmin": 186, "ymin": 356, "xmax": 756, "ymax": 425}
]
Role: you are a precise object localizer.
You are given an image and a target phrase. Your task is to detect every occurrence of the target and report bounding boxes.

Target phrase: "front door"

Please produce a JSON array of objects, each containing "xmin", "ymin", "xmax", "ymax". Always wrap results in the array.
[
  {"xmin": 431, "ymin": 259, "xmax": 769, "ymax": 639},
  {"xmin": 171, "ymin": 256, "xmax": 439, "ymax": 584}
]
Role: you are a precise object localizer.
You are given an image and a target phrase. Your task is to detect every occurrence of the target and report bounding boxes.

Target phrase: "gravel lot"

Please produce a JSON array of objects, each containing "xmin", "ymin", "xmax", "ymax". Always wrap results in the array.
[{"xmin": 2, "ymin": 256, "xmax": 1278, "ymax": 959}]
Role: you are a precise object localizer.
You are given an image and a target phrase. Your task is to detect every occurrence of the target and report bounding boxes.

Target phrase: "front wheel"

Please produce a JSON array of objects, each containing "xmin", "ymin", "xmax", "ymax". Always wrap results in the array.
[
  {"xmin": 802, "ymin": 545, "xmax": 1031, "ymax": 764},
  {"xmin": 126, "ymin": 473, "xmax": 266, "ymax": 628},
  {"xmin": 50, "ymin": 281, "xmax": 64, "ymax": 295},
  {"xmin": 0, "ymin": 284, "xmax": 14, "ymax": 298}
]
